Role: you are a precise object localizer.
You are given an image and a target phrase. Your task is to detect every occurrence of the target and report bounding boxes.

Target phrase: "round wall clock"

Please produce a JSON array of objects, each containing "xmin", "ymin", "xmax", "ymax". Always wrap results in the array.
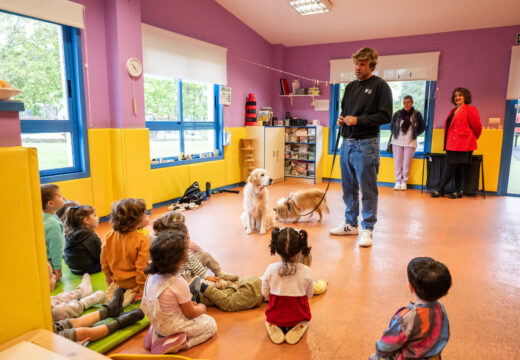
[{"xmin": 126, "ymin": 58, "xmax": 143, "ymax": 77}]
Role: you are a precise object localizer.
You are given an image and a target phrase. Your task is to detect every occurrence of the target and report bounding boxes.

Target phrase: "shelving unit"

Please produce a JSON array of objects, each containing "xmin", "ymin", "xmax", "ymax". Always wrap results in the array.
[
  {"xmin": 240, "ymin": 138, "xmax": 256, "ymax": 179},
  {"xmin": 284, "ymin": 125, "xmax": 323, "ymax": 184},
  {"xmin": 280, "ymin": 94, "xmax": 321, "ymax": 106},
  {"xmin": 244, "ymin": 127, "xmax": 285, "ymax": 183}
]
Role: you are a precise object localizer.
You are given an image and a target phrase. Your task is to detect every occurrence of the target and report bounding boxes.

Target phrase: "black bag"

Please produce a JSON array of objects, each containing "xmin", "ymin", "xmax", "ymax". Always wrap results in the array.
[
  {"xmin": 386, "ymin": 132, "xmax": 393, "ymax": 153},
  {"xmin": 180, "ymin": 182, "xmax": 204, "ymax": 204}
]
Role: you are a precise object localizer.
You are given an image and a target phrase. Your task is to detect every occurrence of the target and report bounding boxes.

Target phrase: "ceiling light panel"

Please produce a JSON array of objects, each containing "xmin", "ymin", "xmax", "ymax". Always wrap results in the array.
[{"xmin": 288, "ymin": 0, "xmax": 333, "ymax": 16}]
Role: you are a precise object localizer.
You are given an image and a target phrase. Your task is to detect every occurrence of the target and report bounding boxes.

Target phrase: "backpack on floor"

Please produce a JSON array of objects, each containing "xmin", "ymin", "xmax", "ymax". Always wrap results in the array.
[{"xmin": 180, "ymin": 182, "xmax": 204, "ymax": 205}]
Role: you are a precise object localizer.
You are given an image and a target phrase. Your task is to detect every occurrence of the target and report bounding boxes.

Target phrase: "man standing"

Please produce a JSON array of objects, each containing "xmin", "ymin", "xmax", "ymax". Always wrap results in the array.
[{"xmin": 329, "ymin": 48, "xmax": 392, "ymax": 247}]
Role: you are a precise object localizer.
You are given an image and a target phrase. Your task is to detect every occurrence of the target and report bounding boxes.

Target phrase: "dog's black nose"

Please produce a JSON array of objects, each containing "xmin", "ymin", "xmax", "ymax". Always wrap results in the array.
[{"xmin": 269, "ymin": 178, "xmax": 273, "ymax": 185}]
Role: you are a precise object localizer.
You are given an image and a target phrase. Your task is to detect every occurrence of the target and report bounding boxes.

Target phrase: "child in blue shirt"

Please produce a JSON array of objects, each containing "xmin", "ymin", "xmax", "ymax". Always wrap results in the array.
[{"xmin": 42, "ymin": 184, "xmax": 66, "ymax": 281}]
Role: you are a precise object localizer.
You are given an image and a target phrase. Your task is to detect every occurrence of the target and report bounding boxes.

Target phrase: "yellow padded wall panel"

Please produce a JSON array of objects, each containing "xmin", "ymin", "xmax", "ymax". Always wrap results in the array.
[
  {"xmin": 110, "ymin": 129, "xmax": 153, "ymax": 208},
  {"xmin": 54, "ymin": 177, "xmax": 94, "ymax": 207},
  {"xmin": 0, "ymin": 147, "xmax": 52, "ymax": 344},
  {"xmin": 88, "ymin": 129, "xmax": 114, "ymax": 217},
  {"xmin": 151, "ymin": 165, "xmax": 191, "ymax": 205},
  {"xmin": 322, "ymin": 127, "xmax": 341, "ymax": 179},
  {"xmin": 189, "ymin": 160, "xmax": 226, "ymax": 190},
  {"xmin": 224, "ymin": 127, "xmax": 245, "ymax": 184}
]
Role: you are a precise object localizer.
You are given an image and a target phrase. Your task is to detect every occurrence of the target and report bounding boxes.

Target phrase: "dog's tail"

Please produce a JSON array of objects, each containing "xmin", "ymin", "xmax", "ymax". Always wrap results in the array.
[{"xmin": 322, "ymin": 195, "xmax": 330, "ymax": 213}]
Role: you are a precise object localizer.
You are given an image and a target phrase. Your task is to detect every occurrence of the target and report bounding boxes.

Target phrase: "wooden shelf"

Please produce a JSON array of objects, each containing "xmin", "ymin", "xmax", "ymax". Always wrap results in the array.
[{"xmin": 280, "ymin": 94, "xmax": 321, "ymax": 106}]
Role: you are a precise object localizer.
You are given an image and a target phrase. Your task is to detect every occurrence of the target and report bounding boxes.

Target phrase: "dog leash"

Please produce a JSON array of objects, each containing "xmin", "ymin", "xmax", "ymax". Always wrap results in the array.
[{"xmin": 287, "ymin": 125, "xmax": 343, "ymax": 217}]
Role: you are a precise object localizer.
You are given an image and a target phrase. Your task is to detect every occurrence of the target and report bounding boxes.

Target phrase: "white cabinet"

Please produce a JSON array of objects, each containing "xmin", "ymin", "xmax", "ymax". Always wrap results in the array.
[{"xmin": 245, "ymin": 126, "xmax": 285, "ymax": 183}]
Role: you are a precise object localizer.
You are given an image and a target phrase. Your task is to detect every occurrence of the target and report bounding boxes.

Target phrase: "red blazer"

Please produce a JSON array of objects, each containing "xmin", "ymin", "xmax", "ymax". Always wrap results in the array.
[{"xmin": 444, "ymin": 104, "xmax": 482, "ymax": 151}]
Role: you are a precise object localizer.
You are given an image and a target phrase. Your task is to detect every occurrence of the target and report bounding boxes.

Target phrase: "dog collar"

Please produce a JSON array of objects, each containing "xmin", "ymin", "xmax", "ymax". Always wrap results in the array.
[{"xmin": 286, "ymin": 197, "xmax": 294, "ymax": 212}]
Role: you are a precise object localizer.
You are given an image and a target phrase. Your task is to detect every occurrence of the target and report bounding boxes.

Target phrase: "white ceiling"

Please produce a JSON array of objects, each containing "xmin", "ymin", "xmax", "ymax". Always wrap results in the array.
[{"xmin": 215, "ymin": 0, "xmax": 520, "ymax": 47}]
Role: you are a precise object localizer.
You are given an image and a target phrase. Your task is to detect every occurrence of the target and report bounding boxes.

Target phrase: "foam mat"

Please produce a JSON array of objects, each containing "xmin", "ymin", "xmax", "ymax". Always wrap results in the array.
[{"xmin": 51, "ymin": 263, "xmax": 149, "ymax": 353}]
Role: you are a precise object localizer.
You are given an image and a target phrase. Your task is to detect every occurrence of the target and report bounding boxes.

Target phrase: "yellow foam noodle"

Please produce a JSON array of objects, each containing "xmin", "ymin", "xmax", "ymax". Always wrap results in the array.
[{"xmin": 0, "ymin": 147, "xmax": 52, "ymax": 344}]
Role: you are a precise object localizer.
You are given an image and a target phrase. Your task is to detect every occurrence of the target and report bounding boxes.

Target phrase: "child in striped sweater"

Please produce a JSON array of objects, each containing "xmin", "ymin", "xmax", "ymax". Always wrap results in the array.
[{"xmin": 369, "ymin": 257, "xmax": 452, "ymax": 360}]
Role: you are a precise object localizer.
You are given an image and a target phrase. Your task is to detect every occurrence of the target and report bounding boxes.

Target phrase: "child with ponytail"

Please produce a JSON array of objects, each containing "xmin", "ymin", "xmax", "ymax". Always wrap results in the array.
[
  {"xmin": 262, "ymin": 227, "xmax": 313, "ymax": 345},
  {"xmin": 63, "ymin": 205, "xmax": 102, "ymax": 275}
]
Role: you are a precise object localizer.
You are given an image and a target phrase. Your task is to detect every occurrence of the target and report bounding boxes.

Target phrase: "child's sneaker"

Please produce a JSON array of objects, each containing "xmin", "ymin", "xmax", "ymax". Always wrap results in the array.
[
  {"xmin": 265, "ymin": 321, "xmax": 285, "ymax": 344},
  {"xmin": 151, "ymin": 333, "xmax": 188, "ymax": 354},
  {"xmin": 285, "ymin": 320, "xmax": 309, "ymax": 345}
]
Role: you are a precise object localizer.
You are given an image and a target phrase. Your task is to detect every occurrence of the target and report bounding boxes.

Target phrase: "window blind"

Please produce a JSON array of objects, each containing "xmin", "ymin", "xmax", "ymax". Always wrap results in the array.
[
  {"xmin": 0, "ymin": 0, "xmax": 84, "ymax": 29},
  {"xmin": 141, "ymin": 23, "xmax": 227, "ymax": 85},
  {"xmin": 330, "ymin": 51, "xmax": 440, "ymax": 83}
]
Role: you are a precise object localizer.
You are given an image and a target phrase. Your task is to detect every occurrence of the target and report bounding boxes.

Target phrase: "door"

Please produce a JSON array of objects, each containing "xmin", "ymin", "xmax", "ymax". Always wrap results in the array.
[
  {"xmin": 264, "ymin": 127, "xmax": 285, "ymax": 182},
  {"xmin": 499, "ymin": 100, "xmax": 520, "ymax": 195}
]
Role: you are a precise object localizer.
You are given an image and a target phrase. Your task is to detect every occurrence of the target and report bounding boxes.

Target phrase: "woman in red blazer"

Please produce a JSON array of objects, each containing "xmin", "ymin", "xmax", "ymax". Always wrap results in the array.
[{"xmin": 431, "ymin": 88, "xmax": 482, "ymax": 198}]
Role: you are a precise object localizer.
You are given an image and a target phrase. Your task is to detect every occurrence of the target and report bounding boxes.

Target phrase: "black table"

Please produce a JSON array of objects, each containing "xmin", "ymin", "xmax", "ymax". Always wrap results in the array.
[{"xmin": 421, "ymin": 153, "xmax": 485, "ymax": 198}]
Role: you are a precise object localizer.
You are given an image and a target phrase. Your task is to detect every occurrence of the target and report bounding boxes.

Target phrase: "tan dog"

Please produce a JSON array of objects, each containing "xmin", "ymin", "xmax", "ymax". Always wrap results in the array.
[
  {"xmin": 274, "ymin": 188, "xmax": 329, "ymax": 222},
  {"xmin": 241, "ymin": 168, "xmax": 274, "ymax": 234}
]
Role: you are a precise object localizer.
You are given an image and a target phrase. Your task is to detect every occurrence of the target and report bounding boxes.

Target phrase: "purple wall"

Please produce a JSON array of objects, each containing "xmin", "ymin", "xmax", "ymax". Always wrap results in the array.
[
  {"xmin": 74, "ymin": 0, "xmax": 111, "ymax": 129},
  {"xmin": 140, "ymin": 0, "xmax": 275, "ymax": 127},
  {"xmin": 282, "ymin": 25, "xmax": 520, "ymax": 128}
]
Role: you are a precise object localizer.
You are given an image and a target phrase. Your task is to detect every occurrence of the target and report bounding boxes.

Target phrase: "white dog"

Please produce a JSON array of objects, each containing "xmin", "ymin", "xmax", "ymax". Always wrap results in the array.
[{"xmin": 241, "ymin": 168, "xmax": 274, "ymax": 235}]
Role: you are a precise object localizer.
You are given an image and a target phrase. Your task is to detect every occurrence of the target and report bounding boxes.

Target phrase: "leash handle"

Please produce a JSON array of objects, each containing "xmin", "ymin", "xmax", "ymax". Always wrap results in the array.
[{"xmin": 291, "ymin": 125, "xmax": 343, "ymax": 218}]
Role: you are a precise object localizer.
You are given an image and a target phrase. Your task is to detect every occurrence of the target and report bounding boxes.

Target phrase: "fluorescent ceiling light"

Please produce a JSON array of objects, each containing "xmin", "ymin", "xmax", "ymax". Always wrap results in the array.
[{"xmin": 288, "ymin": 0, "xmax": 333, "ymax": 16}]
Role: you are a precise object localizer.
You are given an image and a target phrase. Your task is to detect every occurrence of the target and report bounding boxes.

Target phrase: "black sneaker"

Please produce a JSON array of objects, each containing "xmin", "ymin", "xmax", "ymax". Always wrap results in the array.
[
  {"xmin": 104, "ymin": 287, "xmax": 124, "ymax": 318},
  {"xmin": 116, "ymin": 309, "xmax": 144, "ymax": 329}
]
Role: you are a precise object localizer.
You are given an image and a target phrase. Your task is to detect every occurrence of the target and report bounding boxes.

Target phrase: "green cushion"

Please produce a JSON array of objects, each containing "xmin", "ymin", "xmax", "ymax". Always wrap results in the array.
[{"xmin": 51, "ymin": 262, "xmax": 149, "ymax": 353}]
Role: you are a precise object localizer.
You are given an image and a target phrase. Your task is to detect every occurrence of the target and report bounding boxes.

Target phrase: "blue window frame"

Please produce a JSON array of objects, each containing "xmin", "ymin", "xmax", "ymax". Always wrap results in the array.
[
  {"xmin": 1, "ymin": 11, "xmax": 89, "ymax": 183},
  {"xmin": 145, "ymin": 78, "xmax": 223, "ymax": 169},
  {"xmin": 328, "ymin": 81, "xmax": 436, "ymax": 157}
]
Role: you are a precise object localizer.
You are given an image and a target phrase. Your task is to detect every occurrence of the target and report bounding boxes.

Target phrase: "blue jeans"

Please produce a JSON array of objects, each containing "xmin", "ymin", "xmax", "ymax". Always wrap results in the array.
[{"xmin": 339, "ymin": 138, "xmax": 380, "ymax": 230}]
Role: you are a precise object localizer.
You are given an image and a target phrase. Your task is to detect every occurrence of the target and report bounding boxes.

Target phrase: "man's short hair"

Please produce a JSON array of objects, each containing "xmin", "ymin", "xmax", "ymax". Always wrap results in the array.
[
  {"xmin": 407, "ymin": 257, "xmax": 452, "ymax": 302},
  {"xmin": 352, "ymin": 47, "xmax": 378, "ymax": 69},
  {"xmin": 403, "ymin": 95, "xmax": 414, "ymax": 102}
]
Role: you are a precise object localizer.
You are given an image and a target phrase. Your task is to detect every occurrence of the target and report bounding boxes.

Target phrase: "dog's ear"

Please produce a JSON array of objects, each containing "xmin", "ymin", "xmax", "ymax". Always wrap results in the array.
[{"xmin": 247, "ymin": 172, "xmax": 253, "ymax": 184}]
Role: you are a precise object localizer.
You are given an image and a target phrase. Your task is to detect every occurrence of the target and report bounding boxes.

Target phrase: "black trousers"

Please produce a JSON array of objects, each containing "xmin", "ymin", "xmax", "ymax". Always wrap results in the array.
[{"xmin": 437, "ymin": 163, "xmax": 469, "ymax": 193}]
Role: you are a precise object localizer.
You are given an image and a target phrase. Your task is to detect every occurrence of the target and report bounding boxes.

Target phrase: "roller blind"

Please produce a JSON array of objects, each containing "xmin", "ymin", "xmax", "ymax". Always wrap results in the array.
[
  {"xmin": 506, "ymin": 46, "xmax": 520, "ymax": 100},
  {"xmin": 330, "ymin": 51, "xmax": 440, "ymax": 83},
  {"xmin": 141, "ymin": 23, "xmax": 227, "ymax": 85},
  {"xmin": 0, "ymin": 0, "xmax": 84, "ymax": 29}
]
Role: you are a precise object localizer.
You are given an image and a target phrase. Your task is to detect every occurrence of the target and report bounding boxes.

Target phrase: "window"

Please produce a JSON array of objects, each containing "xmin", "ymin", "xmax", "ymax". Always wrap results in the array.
[
  {"xmin": 328, "ymin": 81, "xmax": 435, "ymax": 155},
  {"xmin": 0, "ymin": 11, "xmax": 88, "ymax": 181},
  {"xmin": 144, "ymin": 74, "xmax": 222, "ymax": 167}
]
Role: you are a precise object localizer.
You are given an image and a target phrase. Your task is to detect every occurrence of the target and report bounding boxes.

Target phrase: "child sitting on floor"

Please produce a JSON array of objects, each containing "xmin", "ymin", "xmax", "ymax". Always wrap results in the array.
[
  {"xmin": 369, "ymin": 257, "xmax": 452, "ymax": 360},
  {"xmin": 153, "ymin": 212, "xmax": 238, "ymax": 281},
  {"xmin": 101, "ymin": 198, "xmax": 150, "ymax": 304},
  {"xmin": 141, "ymin": 231, "xmax": 217, "ymax": 354},
  {"xmin": 56, "ymin": 200, "xmax": 80, "ymax": 222},
  {"xmin": 48, "ymin": 265, "xmax": 144, "ymax": 343},
  {"xmin": 263, "ymin": 227, "xmax": 313, "ymax": 345},
  {"xmin": 63, "ymin": 205, "xmax": 102, "ymax": 275},
  {"xmin": 42, "ymin": 184, "xmax": 66, "ymax": 281}
]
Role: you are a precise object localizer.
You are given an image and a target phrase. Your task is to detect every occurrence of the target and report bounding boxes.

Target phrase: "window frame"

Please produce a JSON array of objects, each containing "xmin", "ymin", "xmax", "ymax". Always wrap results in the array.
[
  {"xmin": 328, "ymin": 81, "xmax": 436, "ymax": 157},
  {"xmin": 6, "ymin": 11, "xmax": 90, "ymax": 183},
  {"xmin": 146, "ymin": 81, "xmax": 224, "ymax": 169}
]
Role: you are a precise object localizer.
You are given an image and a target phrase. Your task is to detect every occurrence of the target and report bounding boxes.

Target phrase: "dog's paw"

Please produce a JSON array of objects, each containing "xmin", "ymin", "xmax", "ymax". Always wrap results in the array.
[
  {"xmin": 246, "ymin": 228, "xmax": 253, "ymax": 235},
  {"xmin": 259, "ymin": 228, "xmax": 266, "ymax": 235}
]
